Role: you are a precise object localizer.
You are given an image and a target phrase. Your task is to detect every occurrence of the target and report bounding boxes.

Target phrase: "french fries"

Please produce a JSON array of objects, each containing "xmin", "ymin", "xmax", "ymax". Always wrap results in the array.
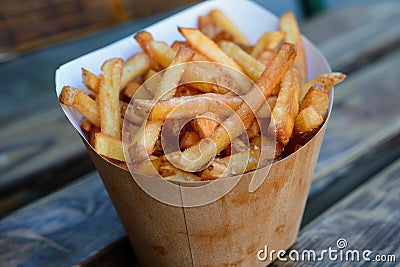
[
  {"xmin": 132, "ymin": 93, "xmax": 242, "ymax": 121},
  {"xmin": 251, "ymin": 31, "xmax": 285, "ymax": 58},
  {"xmin": 81, "ymin": 53, "xmax": 150, "ymax": 94},
  {"xmin": 168, "ymin": 43, "xmax": 296, "ymax": 172},
  {"xmin": 300, "ymin": 85, "xmax": 329, "ymax": 119},
  {"xmin": 95, "ymin": 132, "xmax": 125, "ymax": 162},
  {"xmin": 269, "ymin": 68, "xmax": 300, "ymax": 145},
  {"xmin": 299, "ymin": 72, "xmax": 347, "ymax": 101},
  {"xmin": 294, "ymin": 106, "xmax": 323, "ymax": 134},
  {"xmin": 219, "ymin": 40, "xmax": 264, "ymax": 82},
  {"xmin": 194, "ymin": 112, "xmax": 220, "ymax": 139},
  {"xmin": 98, "ymin": 58, "xmax": 123, "ymax": 138},
  {"xmin": 59, "ymin": 9, "xmax": 346, "ymax": 180},
  {"xmin": 59, "ymin": 86, "xmax": 100, "ymax": 127},
  {"xmin": 279, "ymin": 12, "xmax": 307, "ymax": 85},
  {"xmin": 82, "ymin": 68, "xmax": 101, "ymax": 94},
  {"xmin": 153, "ymin": 46, "xmax": 194, "ymax": 100},
  {"xmin": 179, "ymin": 27, "xmax": 243, "ymax": 72},
  {"xmin": 208, "ymin": 9, "xmax": 250, "ymax": 46}
]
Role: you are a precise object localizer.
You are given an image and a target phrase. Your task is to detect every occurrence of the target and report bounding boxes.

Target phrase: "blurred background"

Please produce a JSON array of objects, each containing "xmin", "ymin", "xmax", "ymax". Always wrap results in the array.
[
  {"xmin": 0, "ymin": 0, "xmax": 396, "ymax": 217},
  {"xmin": 0, "ymin": 0, "xmax": 377, "ymax": 62}
]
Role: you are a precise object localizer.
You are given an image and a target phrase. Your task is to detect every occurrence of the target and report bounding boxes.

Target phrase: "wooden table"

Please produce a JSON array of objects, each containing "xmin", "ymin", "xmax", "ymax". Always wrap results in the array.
[{"xmin": 0, "ymin": 1, "xmax": 399, "ymax": 266}]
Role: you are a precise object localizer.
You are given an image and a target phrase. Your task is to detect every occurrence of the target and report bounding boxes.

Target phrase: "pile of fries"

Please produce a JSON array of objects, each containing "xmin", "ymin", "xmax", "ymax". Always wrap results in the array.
[{"xmin": 59, "ymin": 10, "xmax": 345, "ymax": 181}]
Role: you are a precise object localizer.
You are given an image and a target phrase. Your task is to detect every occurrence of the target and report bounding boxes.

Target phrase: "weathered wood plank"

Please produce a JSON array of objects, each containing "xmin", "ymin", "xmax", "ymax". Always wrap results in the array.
[
  {"xmin": 0, "ymin": 9, "xmax": 179, "ymax": 215},
  {"xmin": 0, "ymin": 106, "xmax": 94, "ymax": 217},
  {"xmin": 272, "ymin": 158, "xmax": 400, "ymax": 266},
  {"xmin": 0, "ymin": 172, "xmax": 126, "ymax": 267},
  {"xmin": 303, "ymin": 49, "xmax": 400, "ymax": 221},
  {"xmin": 77, "ymin": 237, "xmax": 138, "ymax": 267},
  {"xmin": 302, "ymin": 0, "xmax": 400, "ymax": 73},
  {"xmin": 313, "ymin": 50, "xmax": 400, "ymax": 183}
]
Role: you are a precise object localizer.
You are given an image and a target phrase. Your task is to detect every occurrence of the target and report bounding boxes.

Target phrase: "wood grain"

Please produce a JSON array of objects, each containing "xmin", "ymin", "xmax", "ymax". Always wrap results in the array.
[
  {"xmin": 0, "ymin": 172, "xmax": 126, "ymax": 266},
  {"xmin": 302, "ymin": 0, "xmax": 400, "ymax": 73},
  {"xmin": 272, "ymin": 159, "xmax": 400, "ymax": 266},
  {"xmin": 314, "ymin": 50, "xmax": 400, "ymax": 181},
  {"xmin": 0, "ymin": 105, "xmax": 94, "ymax": 217}
]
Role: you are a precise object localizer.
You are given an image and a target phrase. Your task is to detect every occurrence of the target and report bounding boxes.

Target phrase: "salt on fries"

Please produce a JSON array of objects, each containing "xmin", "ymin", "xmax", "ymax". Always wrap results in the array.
[{"xmin": 59, "ymin": 10, "xmax": 346, "ymax": 181}]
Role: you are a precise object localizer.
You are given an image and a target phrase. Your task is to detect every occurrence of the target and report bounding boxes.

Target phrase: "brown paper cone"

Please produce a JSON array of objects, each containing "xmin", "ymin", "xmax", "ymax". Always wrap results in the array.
[{"xmin": 83, "ymin": 121, "xmax": 327, "ymax": 266}]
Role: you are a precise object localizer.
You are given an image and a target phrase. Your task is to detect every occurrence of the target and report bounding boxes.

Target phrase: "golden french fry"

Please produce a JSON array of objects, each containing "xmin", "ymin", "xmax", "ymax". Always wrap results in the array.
[
  {"xmin": 251, "ymin": 31, "xmax": 285, "ymax": 58},
  {"xmin": 154, "ymin": 46, "xmax": 195, "ymax": 100},
  {"xmin": 181, "ymin": 64, "xmax": 235, "ymax": 94},
  {"xmin": 300, "ymin": 86, "xmax": 329, "ymax": 119},
  {"xmin": 88, "ymin": 126, "xmax": 100, "ymax": 148},
  {"xmin": 174, "ymin": 85, "xmax": 202, "ymax": 97},
  {"xmin": 144, "ymin": 69, "xmax": 157, "ymax": 81},
  {"xmin": 165, "ymin": 170, "xmax": 202, "ymax": 181},
  {"xmin": 171, "ymin": 41, "xmax": 188, "ymax": 52},
  {"xmin": 59, "ymin": 86, "xmax": 100, "ymax": 127},
  {"xmin": 128, "ymin": 120, "xmax": 163, "ymax": 161},
  {"xmin": 256, "ymin": 96, "xmax": 277, "ymax": 118},
  {"xmin": 136, "ymin": 31, "xmax": 211, "ymax": 68},
  {"xmin": 136, "ymin": 31, "xmax": 239, "ymax": 93},
  {"xmin": 123, "ymin": 80, "xmax": 141, "ymax": 99},
  {"xmin": 194, "ymin": 112, "xmax": 220, "ymax": 138},
  {"xmin": 133, "ymin": 93, "xmax": 242, "ymax": 120},
  {"xmin": 179, "ymin": 27, "xmax": 243, "ymax": 72},
  {"xmin": 157, "ymin": 155, "xmax": 176, "ymax": 177},
  {"xmin": 80, "ymin": 118, "xmax": 93, "ymax": 132},
  {"xmin": 180, "ymin": 130, "xmax": 201, "ymax": 150},
  {"xmin": 212, "ymin": 31, "xmax": 234, "ymax": 43},
  {"xmin": 122, "ymin": 121, "xmax": 140, "ymax": 141},
  {"xmin": 99, "ymin": 58, "xmax": 123, "ymax": 138},
  {"xmin": 251, "ymin": 135, "xmax": 284, "ymax": 159},
  {"xmin": 120, "ymin": 53, "xmax": 151, "ymax": 89},
  {"xmin": 81, "ymin": 53, "xmax": 149, "ymax": 94},
  {"xmin": 256, "ymin": 49, "xmax": 277, "ymax": 66},
  {"xmin": 246, "ymin": 120, "xmax": 260, "ymax": 140},
  {"xmin": 201, "ymin": 135, "xmax": 279, "ymax": 180},
  {"xmin": 121, "ymin": 101, "xmax": 144, "ymax": 125},
  {"xmin": 82, "ymin": 68, "xmax": 100, "ymax": 94},
  {"xmin": 269, "ymin": 68, "xmax": 300, "ymax": 145},
  {"xmin": 279, "ymin": 12, "xmax": 307, "ymax": 84},
  {"xmin": 95, "ymin": 132, "xmax": 125, "ymax": 162},
  {"xmin": 322, "ymin": 72, "xmax": 347, "ymax": 86},
  {"xmin": 232, "ymin": 138, "xmax": 249, "ymax": 153},
  {"xmin": 135, "ymin": 31, "xmax": 174, "ymax": 68},
  {"xmin": 200, "ymin": 157, "xmax": 226, "ymax": 180},
  {"xmin": 208, "ymin": 9, "xmax": 250, "ymax": 45},
  {"xmin": 299, "ymin": 72, "xmax": 346, "ymax": 101},
  {"xmin": 126, "ymin": 156, "xmax": 161, "ymax": 177},
  {"xmin": 219, "ymin": 40, "xmax": 264, "ymax": 82},
  {"xmin": 60, "ymin": 86, "xmax": 134, "ymax": 129},
  {"xmin": 294, "ymin": 106, "xmax": 323, "ymax": 133},
  {"xmin": 198, "ymin": 15, "xmax": 218, "ymax": 38}
]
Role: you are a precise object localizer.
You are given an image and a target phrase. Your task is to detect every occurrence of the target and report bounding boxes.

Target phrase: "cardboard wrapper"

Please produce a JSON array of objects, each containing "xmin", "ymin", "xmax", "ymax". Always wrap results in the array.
[{"xmin": 56, "ymin": 0, "xmax": 332, "ymax": 266}]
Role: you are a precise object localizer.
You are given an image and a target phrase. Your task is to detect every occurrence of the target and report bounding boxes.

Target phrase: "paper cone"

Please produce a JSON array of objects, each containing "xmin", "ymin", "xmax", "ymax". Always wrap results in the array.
[
  {"xmin": 84, "ymin": 122, "xmax": 326, "ymax": 266},
  {"xmin": 56, "ymin": 1, "xmax": 333, "ymax": 266}
]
